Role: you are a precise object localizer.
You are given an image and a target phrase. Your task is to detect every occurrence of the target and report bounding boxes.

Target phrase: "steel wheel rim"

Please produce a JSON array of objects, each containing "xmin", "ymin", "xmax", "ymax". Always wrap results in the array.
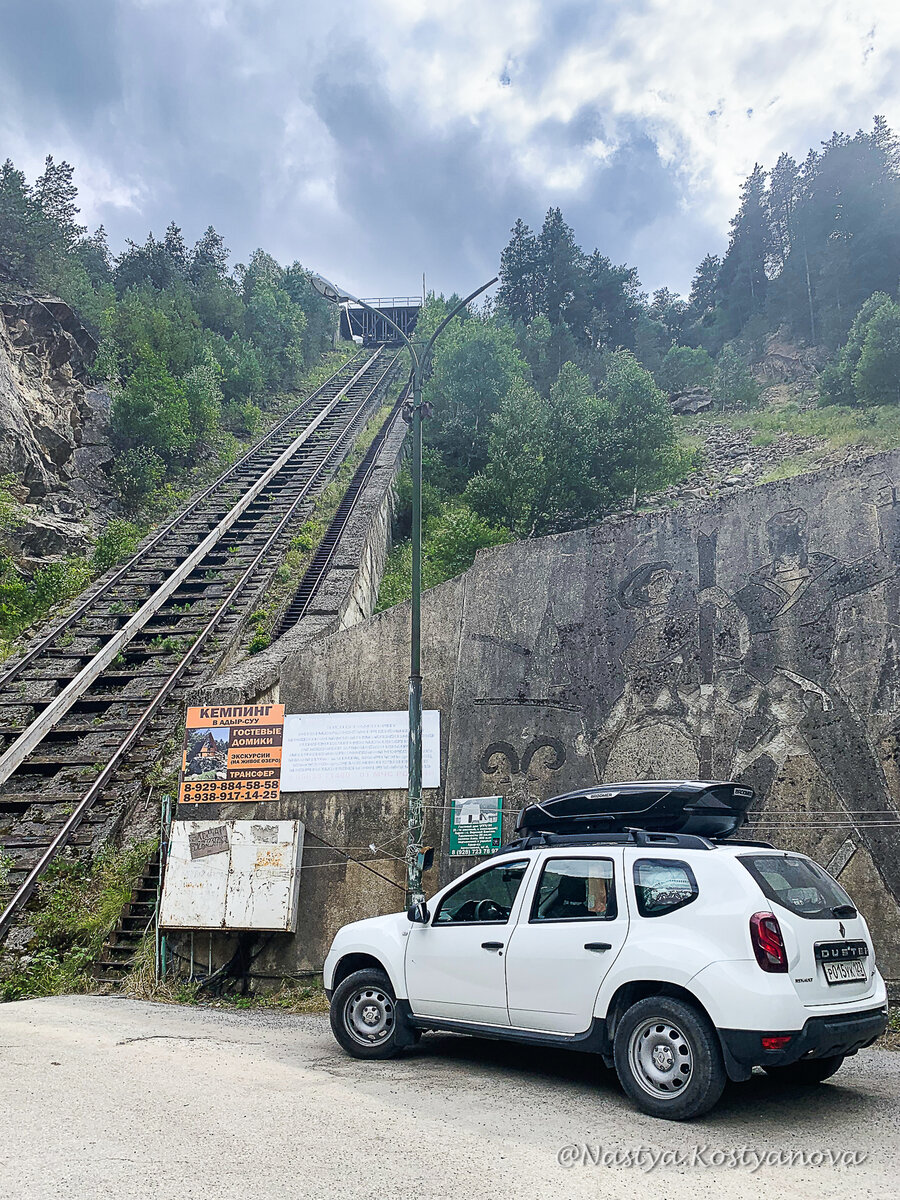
[
  {"xmin": 344, "ymin": 986, "xmax": 395, "ymax": 1046},
  {"xmin": 628, "ymin": 1017, "xmax": 694, "ymax": 1099}
]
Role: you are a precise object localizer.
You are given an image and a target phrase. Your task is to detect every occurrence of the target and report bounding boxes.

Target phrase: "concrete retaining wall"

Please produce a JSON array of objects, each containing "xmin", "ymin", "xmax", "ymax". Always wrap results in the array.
[{"xmin": 200, "ymin": 449, "xmax": 900, "ymax": 983}]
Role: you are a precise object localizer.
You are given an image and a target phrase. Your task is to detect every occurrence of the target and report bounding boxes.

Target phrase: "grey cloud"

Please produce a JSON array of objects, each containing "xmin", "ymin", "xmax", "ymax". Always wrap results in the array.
[
  {"xmin": 0, "ymin": 1, "xmax": 894, "ymax": 299},
  {"xmin": 0, "ymin": 0, "xmax": 122, "ymax": 122}
]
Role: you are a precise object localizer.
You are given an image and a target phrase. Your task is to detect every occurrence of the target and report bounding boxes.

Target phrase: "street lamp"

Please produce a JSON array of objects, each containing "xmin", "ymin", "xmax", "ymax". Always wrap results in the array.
[{"xmin": 311, "ymin": 272, "xmax": 497, "ymax": 905}]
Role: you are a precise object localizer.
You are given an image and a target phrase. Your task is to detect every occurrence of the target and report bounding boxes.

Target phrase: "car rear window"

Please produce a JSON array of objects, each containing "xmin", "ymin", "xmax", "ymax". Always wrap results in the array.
[
  {"xmin": 738, "ymin": 854, "xmax": 856, "ymax": 920},
  {"xmin": 633, "ymin": 858, "xmax": 698, "ymax": 917}
]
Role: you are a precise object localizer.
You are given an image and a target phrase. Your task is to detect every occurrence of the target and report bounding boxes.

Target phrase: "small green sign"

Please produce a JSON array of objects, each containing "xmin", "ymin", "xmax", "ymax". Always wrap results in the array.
[{"xmin": 449, "ymin": 795, "xmax": 503, "ymax": 857}]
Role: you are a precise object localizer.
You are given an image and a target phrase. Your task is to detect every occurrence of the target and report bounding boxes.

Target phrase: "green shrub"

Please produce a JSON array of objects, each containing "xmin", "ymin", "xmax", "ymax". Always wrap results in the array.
[
  {"xmin": 91, "ymin": 519, "xmax": 142, "ymax": 573},
  {"xmin": 30, "ymin": 558, "xmax": 92, "ymax": 609},
  {"xmin": 290, "ymin": 522, "xmax": 325, "ymax": 556},
  {"xmin": 659, "ymin": 345, "xmax": 715, "ymax": 393},
  {"xmin": 110, "ymin": 346, "xmax": 191, "ymax": 460},
  {"xmin": 110, "ymin": 446, "xmax": 166, "ymax": 511},
  {"xmin": 391, "ymin": 464, "xmax": 444, "ymax": 541},
  {"xmin": 715, "ymin": 343, "xmax": 760, "ymax": 410},
  {"xmin": 378, "ymin": 503, "xmax": 513, "ymax": 610},
  {"xmin": 182, "ymin": 359, "xmax": 224, "ymax": 445},
  {"xmin": 222, "ymin": 399, "xmax": 262, "ymax": 436},
  {"xmin": 0, "ymin": 838, "xmax": 157, "ymax": 1001},
  {"xmin": 0, "ymin": 475, "xmax": 25, "ymax": 533},
  {"xmin": 853, "ymin": 300, "xmax": 900, "ymax": 406},
  {"xmin": 818, "ymin": 293, "xmax": 893, "ymax": 407},
  {"xmin": 248, "ymin": 631, "xmax": 270, "ymax": 654}
]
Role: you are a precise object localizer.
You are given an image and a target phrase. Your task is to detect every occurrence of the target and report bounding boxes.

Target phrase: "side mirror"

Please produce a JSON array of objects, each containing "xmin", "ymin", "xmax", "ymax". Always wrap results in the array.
[{"xmin": 406, "ymin": 901, "xmax": 430, "ymax": 924}]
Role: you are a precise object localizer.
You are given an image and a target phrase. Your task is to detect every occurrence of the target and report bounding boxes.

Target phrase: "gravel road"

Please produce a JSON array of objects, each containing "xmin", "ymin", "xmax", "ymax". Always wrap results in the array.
[{"xmin": 0, "ymin": 995, "xmax": 897, "ymax": 1200}]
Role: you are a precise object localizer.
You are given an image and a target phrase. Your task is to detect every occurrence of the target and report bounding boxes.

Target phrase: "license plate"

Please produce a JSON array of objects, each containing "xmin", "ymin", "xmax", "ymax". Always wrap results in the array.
[{"xmin": 823, "ymin": 959, "xmax": 867, "ymax": 985}]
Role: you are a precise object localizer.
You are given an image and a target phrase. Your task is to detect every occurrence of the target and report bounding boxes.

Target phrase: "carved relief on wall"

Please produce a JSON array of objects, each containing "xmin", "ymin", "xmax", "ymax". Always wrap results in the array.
[
  {"xmin": 466, "ymin": 474, "xmax": 900, "ymax": 901},
  {"xmin": 478, "ymin": 737, "xmax": 566, "ymax": 805},
  {"xmin": 592, "ymin": 485, "xmax": 900, "ymax": 901}
]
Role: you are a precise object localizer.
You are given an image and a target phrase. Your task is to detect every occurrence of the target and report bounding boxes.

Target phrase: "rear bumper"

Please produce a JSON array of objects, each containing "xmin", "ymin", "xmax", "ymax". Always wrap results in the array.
[{"xmin": 719, "ymin": 1005, "xmax": 888, "ymax": 1071}]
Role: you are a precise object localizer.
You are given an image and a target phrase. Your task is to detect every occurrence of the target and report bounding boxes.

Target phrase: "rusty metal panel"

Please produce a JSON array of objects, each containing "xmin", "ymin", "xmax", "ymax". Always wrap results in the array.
[
  {"xmin": 159, "ymin": 820, "xmax": 230, "ymax": 928},
  {"xmin": 225, "ymin": 821, "xmax": 304, "ymax": 931},
  {"xmin": 159, "ymin": 820, "xmax": 304, "ymax": 931}
]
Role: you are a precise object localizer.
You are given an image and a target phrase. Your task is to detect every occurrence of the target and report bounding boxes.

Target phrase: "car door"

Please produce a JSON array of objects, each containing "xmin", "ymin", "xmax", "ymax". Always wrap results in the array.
[
  {"xmin": 405, "ymin": 858, "xmax": 532, "ymax": 1025},
  {"xmin": 504, "ymin": 851, "xmax": 629, "ymax": 1034}
]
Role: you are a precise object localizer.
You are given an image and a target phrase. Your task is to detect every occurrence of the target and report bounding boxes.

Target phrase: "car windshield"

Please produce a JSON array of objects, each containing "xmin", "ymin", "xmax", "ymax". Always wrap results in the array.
[{"xmin": 739, "ymin": 854, "xmax": 856, "ymax": 920}]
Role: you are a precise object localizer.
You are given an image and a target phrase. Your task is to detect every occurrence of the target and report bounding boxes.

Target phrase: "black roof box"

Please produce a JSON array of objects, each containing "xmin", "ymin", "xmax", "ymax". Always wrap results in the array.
[{"xmin": 516, "ymin": 780, "xmax": 754, "ymax": 841}]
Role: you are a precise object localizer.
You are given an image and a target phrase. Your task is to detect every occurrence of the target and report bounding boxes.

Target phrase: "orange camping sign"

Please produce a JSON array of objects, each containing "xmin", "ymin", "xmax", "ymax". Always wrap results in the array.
[{"xmin": 178, "ymin": 703, "xmax": 285, "ymax": 804}]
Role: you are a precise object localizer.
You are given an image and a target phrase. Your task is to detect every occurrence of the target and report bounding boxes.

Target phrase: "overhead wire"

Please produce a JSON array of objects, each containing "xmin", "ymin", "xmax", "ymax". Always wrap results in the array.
[{"xmin": 304, "ymin": 827, "xmax": 406, "ymax": 893}]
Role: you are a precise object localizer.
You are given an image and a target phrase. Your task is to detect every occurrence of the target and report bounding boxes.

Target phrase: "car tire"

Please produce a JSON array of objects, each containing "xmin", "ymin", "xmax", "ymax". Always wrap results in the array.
[
  {"xmin": 763, "ymin": 1054, "xmax": 845, "ymax": 1084},
  {"xmin": 330, "ymin": 968, "xmax": 409, "ymax": 1059},
  {"xmin": 613, "ymin": 995, "xmax": 727, "ymax": 1121}
]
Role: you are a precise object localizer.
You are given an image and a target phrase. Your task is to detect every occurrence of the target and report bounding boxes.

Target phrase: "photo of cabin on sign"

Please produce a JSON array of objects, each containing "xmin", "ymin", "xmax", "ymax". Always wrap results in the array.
[{"xmin": 178, "ymin": 703, "xmax": 285, "ymax": 804}]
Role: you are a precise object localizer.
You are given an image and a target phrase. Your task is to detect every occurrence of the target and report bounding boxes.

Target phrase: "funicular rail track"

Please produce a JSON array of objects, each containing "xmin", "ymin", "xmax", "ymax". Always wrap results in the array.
[
  {"xmin": 274, "ymin": 380, "xmax": 410, "ymax": 637},
  {"xmin": 0, "ymin": 347, "xmax": 402, "ymax": 941}
]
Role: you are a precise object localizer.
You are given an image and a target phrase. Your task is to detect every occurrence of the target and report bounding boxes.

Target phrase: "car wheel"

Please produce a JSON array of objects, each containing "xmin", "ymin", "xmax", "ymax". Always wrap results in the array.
[
  {"xmin": 613, "ymin": 996, "xmax": 726, "ymax": 1120},
  {"xmin": 330, "ymin": 968, "xmax": 407, "ymax": 1059},
  {"xmin": 763, "ymin": 1054, "xmax": 845, "ymax": 1084}
]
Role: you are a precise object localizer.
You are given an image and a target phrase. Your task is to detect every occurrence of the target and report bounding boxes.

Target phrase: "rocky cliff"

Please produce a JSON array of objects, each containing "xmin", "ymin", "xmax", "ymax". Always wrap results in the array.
[{"xmin": 0, "ymin": 297, "xmax": 116, "ymax": 565}]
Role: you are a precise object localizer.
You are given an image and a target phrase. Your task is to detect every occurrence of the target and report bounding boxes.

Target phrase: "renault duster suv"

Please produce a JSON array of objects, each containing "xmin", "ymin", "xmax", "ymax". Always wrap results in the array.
[{"xmin": 324, "ymin": 823, "xmax": 887, "ymax": 1120}]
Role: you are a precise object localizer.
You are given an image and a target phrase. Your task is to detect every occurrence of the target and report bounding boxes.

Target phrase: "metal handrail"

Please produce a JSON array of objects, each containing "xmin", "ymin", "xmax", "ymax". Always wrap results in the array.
[{"xmin": 351, "ymin": 297, "xmax": 423, "ymax": 308}]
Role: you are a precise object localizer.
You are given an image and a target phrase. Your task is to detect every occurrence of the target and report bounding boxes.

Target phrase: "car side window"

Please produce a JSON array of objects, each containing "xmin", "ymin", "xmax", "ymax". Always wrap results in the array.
[
  {"xmin": 433, "ymin": 860, "xmax": 529, "ymax": 925},
  {"xmin": 633, "ymin": 858, "xmax": 698, "ymax": 917},
  {"xmin": 530, "ymin": 858, "xmax": 617, "ymax": 922}
]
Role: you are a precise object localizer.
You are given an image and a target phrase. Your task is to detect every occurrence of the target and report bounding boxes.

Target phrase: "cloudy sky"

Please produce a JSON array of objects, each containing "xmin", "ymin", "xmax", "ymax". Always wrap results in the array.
[{"xmin": 2, "ymin": 0, "xmax": 898, "ymax": 299}]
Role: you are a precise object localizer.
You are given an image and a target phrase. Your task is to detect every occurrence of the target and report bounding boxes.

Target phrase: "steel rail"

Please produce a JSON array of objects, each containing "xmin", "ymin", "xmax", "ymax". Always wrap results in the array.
[
  {"xmin": 274, "ymin": 382, "xmax": 410, "ymax": 637},
  {"xmin": 0, "ymin": 350, "xmax": 368, "ymax": 693},
  {"xmin": 0, "ymin": 351, "xmax": 382, "ymax": 787},
  {"xmin": 0, "ymin": 350, "xmax": 400, "ymax": 939}
]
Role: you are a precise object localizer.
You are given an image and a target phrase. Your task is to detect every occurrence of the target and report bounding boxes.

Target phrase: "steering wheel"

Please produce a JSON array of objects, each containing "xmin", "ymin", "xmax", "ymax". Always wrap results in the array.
[{"xmin": 475, "ymin": 899, "xmax": 505, "ymax": 921}]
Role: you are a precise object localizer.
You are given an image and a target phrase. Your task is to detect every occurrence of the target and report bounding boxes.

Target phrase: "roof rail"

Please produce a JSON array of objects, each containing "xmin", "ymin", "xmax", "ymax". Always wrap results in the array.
[
  {"xmin": 495, "ymin": 829, "xmax": 716, "ymax": 854},
  {"xmin": 711, "ymin": 837, "xmax": 775, "ymax": 850}
]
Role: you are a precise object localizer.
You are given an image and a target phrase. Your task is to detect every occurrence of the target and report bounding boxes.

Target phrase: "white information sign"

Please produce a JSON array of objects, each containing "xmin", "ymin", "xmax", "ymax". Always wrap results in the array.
[{"xmin": 281, "ymin": 710, "xmax": 441, "ymax": 792}]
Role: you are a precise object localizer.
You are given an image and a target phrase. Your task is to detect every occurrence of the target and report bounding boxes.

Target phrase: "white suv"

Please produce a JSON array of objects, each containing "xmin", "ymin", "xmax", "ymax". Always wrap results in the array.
[{"xmin": 324, "ymin": 828, "xmax": 888, "ymax": 1119}]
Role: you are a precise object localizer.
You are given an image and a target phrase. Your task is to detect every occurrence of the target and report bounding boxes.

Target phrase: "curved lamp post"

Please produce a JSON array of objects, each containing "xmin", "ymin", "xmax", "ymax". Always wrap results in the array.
[{"xmin": 311, "ymin": 273, "xmax": 497, "ymax": 904}]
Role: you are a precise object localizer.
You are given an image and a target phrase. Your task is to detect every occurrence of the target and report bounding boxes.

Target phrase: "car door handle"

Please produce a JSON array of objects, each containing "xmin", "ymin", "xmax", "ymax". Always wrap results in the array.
[
  {"xmin": 584, "ymin": 942, "xmax": 612, "ymax": 952},
  {"xmin": 481, "ymin": 941, "xmax": 504, "ymax": 951}
]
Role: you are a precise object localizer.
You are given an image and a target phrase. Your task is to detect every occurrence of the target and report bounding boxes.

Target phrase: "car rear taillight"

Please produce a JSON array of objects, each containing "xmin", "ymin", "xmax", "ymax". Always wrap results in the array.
[
  {"xmin": 761, "ymin": 1035, "xmax": 792, "ymax": 1050},
  {"xmin": 750, "ymin": 911, "xmax": 788, "ymax": 973}
]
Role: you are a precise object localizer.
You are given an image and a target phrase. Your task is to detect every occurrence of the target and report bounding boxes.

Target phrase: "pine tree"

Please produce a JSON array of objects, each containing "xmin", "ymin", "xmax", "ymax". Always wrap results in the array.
[
  {"xmin": 162, "ymin": 222, "xmax": 189, "ymax": 278},
  {"xmin": 766, "ymin": 153, "xmax": 799, "ymax": 273},
  {"xmin": 32, "ymin": 156, "xmax": 84, "ymax": 252},
  {"xmin": 579, "ymin": 251, "xmax": 642, "ymax": 348},
  {"xmin": 498, "ymin": 218, "xmax": 540, "ymax": 323},
  {"xmin": 536, "ymin": 207, "xmax": 581, "ymax": 324},
  {"xmin": 688, "ymin": 254, "xmax": 721, "ymax": 316},
  {"xmin": 76, "ymin": 227, "xmax": 113, "ymax": 285},
  {"xmin": 717, "ymin": 164, "xmax": 771, "ymax": 335},
  {"xmin": 190, "ymin": 226, "xmax": 229, "ymax": 281},
  {"xmin": 0, "ymin": 158, "xmax": 36, "ymax": 282}
]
